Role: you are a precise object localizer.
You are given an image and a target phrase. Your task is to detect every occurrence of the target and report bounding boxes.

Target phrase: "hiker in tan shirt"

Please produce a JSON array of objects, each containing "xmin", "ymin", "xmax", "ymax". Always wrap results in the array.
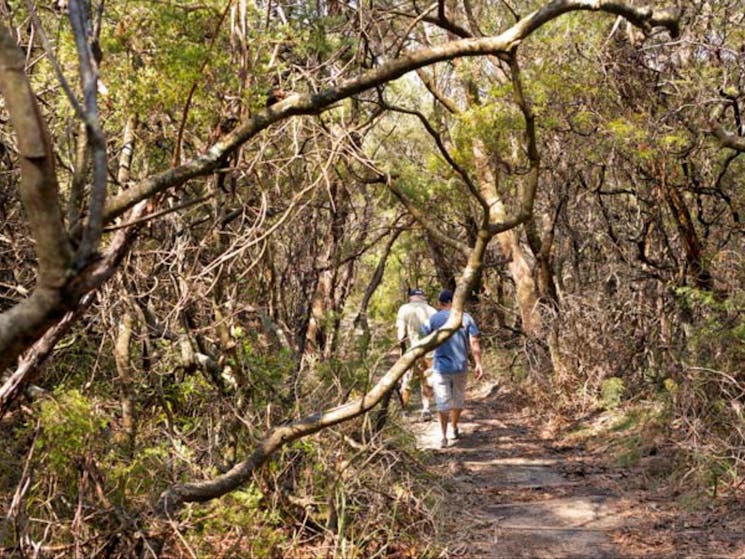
[{"xmin": 396, "ymin": 288, "xmax": 436, "ymax": 421}]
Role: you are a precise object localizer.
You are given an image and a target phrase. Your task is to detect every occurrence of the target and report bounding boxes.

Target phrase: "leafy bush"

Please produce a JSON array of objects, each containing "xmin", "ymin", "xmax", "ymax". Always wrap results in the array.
[
  {"xmin": 600, "ymin": 377, "xmax": 625, "ymax": 410},
  {"xmin": 36, "ymin": 388, "xmax": 108, "ymax": 481}
]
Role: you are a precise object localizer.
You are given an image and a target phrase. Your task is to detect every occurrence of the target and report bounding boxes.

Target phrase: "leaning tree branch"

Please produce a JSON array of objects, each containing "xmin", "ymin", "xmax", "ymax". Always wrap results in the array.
[
  {"xmin": 102, "ymin": 0, "xmax": 680, "ymax": 223},
  {"xmin": 0, "ymin": 25, "xmax": 74, "ymax": 370},
  {"xmin": 155, "ymin": 221, "xmax": 492, "ymax": 517}
]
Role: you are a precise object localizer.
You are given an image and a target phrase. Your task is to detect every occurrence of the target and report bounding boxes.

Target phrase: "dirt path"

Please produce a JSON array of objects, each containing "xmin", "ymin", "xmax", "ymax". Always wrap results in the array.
[{"xmin": 410, "ymin": 382, "xmax": 745, "ymax": 559}]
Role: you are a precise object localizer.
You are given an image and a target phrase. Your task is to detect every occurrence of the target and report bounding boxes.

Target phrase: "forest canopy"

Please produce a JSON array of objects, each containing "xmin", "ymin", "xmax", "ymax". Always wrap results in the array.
[{"xmin": 1, "ymin": 0, "xmax": 744, "ymax": 557}]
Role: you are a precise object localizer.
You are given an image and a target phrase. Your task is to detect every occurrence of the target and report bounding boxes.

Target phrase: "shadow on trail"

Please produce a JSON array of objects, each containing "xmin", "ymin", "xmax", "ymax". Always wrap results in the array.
[
  {"xmin": 405, "ymin": 381, "xmax": 745, "ymax": 558},
  {"xmin": 409, "ymin": 382, "xmax": 626, "ymax": 559}
]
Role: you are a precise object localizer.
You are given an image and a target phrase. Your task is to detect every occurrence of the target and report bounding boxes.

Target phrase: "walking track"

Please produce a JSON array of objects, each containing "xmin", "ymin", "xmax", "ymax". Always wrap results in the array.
[{"xmin": 410, "ymin": 383, "xmax": 745, "ymax": 559}]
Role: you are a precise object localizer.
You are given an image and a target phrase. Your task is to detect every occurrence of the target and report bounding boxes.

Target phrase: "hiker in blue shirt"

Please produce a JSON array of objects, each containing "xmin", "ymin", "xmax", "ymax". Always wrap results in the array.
[{"xmin": 421, "ymin": 289, "xmax": 484, "ymax": 448}]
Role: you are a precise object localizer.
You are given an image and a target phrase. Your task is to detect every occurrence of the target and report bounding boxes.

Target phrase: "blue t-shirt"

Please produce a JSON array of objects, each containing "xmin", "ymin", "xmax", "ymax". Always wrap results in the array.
[{"xmin": 421, "ymin": 310, "xmax": 479, "ymax": 375}]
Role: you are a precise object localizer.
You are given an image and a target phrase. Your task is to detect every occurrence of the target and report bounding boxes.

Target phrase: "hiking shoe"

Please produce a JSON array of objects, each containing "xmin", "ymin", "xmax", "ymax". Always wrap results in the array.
[
  {"xmin": 440, "ymin": 438, "xmax": 448, "ymax": 449},
  {"xmin": 420, "ymin": 410, "xmax": 433, "ymax": 422},
  {"xmin": 452, "ymin": 427, "xmax": 460, "ymax": 440}
]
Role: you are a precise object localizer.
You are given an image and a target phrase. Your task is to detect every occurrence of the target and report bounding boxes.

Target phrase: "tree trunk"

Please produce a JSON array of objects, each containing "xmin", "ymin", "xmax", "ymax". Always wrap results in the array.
[
  {"xmin": 353, "ymin": 226, "xmax": 403, "ymax": 359},
  {"xmin": 472, "ymin": 138, "xmax": 542, "ymax": 336},
  {"xmin": 114, "ymin": 310, "xmax": 137, "ymax": 454},
  {"xmin": 659, "ymin": 163, "xmax": 712, "ymax": 290}
]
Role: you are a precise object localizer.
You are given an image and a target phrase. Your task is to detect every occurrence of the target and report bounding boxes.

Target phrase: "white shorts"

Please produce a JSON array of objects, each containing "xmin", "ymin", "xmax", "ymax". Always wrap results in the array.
[{"xmin": 431, "ymin": 371, "xmax": 467, "ymax": 412}]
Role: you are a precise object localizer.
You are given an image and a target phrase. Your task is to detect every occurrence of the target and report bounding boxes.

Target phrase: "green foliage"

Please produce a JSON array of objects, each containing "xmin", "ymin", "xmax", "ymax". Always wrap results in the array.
[
  {"xmin": 234, "ymin": 336, "xmax": 294, "ymax": 400},
  {"xmin": 685, "ymin": 453, "xmax": 736, "ymax": 498},
  {"xmin": 44, "ymin": 334, "xmax": 106, "ymax": 391},
  {"xmin": 602, "ymin": 406, "xmax": 665, "ymax": 468},
  {"xmin": 190, "ymin": 483, "xmax": 284, "ymax": 558},
  {"xmin": 162, "ymin": 373, "xmax": 216, "ymax": 424},
  {"xmin": 363, "ymin": 229, "xmax": 440, "ymax": 322},
  {"xmin": 294, "ymin": 15, "xmax": 351, "ymax": 60},
  {"xmin": 675, "ymin": 287, "xmax": 745, "ymax": 369},
  {"xmin": 616, "ymin": 434, "xmax": 642, "ymax": 468},
  {"xmin": 605, "ymin": 114, "xmax": 658, "ymax": 160},
  {"xmin": 600, "ymin": 377, "xmax": 625, "ymax": 410},
  {"xmin": 610, "ymin": 407, "xmax": 643, "ymax": 433},
  {"xmin": 388, "ymin": 156, "xmax": 440, "ymax": 202},
  {"xmin": 196, "ymin": 482, "xmax": 269, "ymax": 525},
  {"xmin": 106, "ymin": 443, "xmax": 170, "ymax": 505},
  {"xmin": 660, "ymin": 132, "xmax": 690, "ymax": 151},
  {"xmin": 96, "ymin": 0, "xmax": 277, "ymax": 140},
  {"xmin": 316, "ymin": 357, "xmax": 369, "ymax": 393},
  {"xmin": 453, "ymin": 100, "xmax": 520, "ymax": 158},
  {"xmin": 35, "ymin": 388, "xmax": 108, "ymax": 479}
]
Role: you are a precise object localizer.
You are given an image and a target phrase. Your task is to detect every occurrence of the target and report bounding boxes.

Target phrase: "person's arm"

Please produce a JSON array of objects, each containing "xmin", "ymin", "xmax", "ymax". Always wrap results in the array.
[{"xmin": 470, "ymin": 335, "xmax": 484, "ymax": 380}]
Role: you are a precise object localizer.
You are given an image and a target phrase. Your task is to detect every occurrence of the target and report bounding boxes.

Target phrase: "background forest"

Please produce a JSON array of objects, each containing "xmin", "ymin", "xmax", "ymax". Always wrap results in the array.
[{"xmin": 1, "ymin": 0, "xmax": 744, "ymax": 557}]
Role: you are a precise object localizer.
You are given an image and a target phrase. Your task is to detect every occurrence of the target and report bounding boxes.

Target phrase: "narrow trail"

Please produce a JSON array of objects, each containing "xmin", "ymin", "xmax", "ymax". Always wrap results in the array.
[{"xmin": 409, "ymin": 382, "xmax": 745, "ymax": 559}]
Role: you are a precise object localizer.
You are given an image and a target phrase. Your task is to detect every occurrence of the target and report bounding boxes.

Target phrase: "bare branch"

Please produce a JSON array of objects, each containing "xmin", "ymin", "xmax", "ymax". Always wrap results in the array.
[
  {"xmin": 416, "ymin": 68, "xmax": 460, "ymax": 114},
  {"xmin": 68, "ymin": 0, "xmax": 108, "ymax": 266},
  {"xmin": 155, "ymin": 223, "xmax": 493, "ymax": 516},
  {"xmin": 67, "ymin": 122, "xmax": 88, "ymax": 233},
  {"xmin": 103, "ymin": 0, "xmax": 681, "ymax": 222}
]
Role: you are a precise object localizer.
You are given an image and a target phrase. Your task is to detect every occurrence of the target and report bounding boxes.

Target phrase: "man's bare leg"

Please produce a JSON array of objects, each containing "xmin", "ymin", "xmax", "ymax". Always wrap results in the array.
[
  {"xmin": 438, "ymin": 411, "xmax": 449, "ymax": 447},
  {"xmin": 420, "ymin": 361, "xmax": 433, "ymax": 414},
  {"xmin": 421, "ymin": 391, "xmax": 431, "ymax": 416},
  {"xmin": 419, "ymin": 369, "xmax": 433, "ymax": 420},
  {"xmin": 400, "ymin": 369, "xmax": 413, "ymax": 411},
  {"xmin": 451, "ymin": 408, "xmax": 462, "ymax": 438}
]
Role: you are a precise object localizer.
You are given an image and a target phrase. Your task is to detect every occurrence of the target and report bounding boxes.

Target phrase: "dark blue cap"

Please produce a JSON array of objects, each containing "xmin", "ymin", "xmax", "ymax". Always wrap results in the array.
[
  {"xmin": 408, "ymin": 287, "xmax": 425, "ymax": 297},
  {"xmin": 438, "ymin": 289, "xmax": 453, "ymax": 303}
]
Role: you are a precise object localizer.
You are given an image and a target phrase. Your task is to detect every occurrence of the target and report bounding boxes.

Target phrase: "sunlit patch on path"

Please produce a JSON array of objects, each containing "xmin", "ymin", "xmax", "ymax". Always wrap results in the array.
[{"xmin": 410, "ymin": 383, "xmax": 626, "ymax": 558}]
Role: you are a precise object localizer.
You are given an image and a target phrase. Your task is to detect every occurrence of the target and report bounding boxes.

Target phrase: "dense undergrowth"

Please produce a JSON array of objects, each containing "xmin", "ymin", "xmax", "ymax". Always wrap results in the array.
[
  {"xmin": 519, "ymin": 280, "xmax": 745, "ymax": 502},
  {"xmin": 3, "ymin": 282, "xmax": 744, "ymax": 558},
  {"xmin": 0, "ymin": 324, "xmax": 447, "ymax": 559}
]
